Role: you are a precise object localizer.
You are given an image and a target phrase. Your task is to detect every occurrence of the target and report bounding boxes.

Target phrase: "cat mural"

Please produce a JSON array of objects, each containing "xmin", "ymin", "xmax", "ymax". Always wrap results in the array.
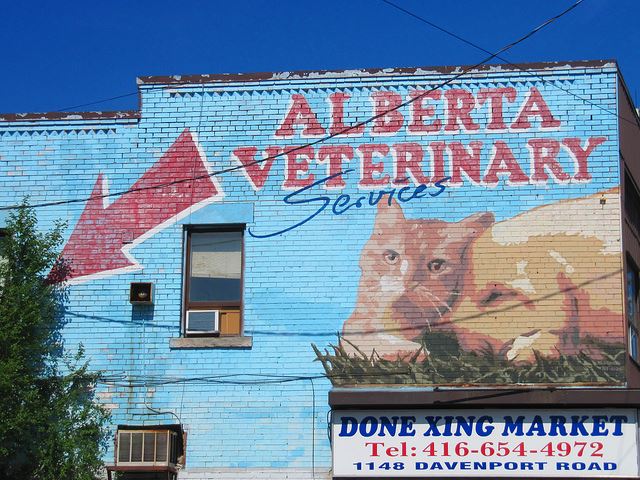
[{"xmin": 340, "ymin": 188, "xmax": 624, "ymax": 365}]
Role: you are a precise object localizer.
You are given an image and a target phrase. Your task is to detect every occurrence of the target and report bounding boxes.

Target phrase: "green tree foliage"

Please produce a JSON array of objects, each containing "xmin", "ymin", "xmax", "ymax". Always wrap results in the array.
[{"xmin": 0, "ymin": 203, "xmax": 110, "ymax": 479}]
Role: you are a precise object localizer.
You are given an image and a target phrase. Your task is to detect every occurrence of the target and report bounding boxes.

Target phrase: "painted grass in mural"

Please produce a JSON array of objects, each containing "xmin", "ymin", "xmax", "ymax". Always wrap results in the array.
[{"xmin": 315, "ymin": 188, "xmax": 625, "ymax": 385}]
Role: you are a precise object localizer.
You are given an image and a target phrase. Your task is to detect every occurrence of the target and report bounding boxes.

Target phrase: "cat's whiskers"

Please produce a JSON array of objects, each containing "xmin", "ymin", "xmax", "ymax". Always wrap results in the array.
[
  {"xmin": 423, "ymin": 298, "xmax": 445, "ymax": 332},
  {"xmin": 423, "ymin": 291, "xmax": 452, "ymax": 314}
]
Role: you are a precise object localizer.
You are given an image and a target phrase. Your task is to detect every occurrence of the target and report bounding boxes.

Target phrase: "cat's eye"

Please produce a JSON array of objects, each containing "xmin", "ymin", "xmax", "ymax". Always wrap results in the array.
[
  {"xmin": 428, "ymin": 259, "xmax": 446, "ymax": 273},
  {"xmin": 383, "ymin": 249, "xmax": 400, "ymax": 265}
]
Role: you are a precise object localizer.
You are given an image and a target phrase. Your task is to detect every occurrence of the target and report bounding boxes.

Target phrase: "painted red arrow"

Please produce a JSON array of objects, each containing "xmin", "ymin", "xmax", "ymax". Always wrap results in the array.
[{"xmin": 60, "ymin": 129, "xmax": 221, "ymax": 281}]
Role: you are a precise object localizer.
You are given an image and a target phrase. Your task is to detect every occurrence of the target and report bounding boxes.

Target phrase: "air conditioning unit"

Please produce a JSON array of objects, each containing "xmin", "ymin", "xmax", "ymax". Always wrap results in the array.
[
  {"xmin": 186, "ymin": 310, "xmax": 219, "ymax": 335},
  {"xmin": 116, "ymin": 429, "xmax": 179, "ymax": 467}
]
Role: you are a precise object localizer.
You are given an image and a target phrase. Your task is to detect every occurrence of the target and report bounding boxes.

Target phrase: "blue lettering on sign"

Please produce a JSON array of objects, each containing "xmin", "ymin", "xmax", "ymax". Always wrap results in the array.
[
  {"xmin": 341, "ymin": 414, "xmax": 629, "ymax": 439},
  {"xmin": 248, "ymin": 169, "xmax": 450, "ymax": 238},
  {"xmin": 337, "ymin": 415, "xmax": 417, "ymax": 437}
]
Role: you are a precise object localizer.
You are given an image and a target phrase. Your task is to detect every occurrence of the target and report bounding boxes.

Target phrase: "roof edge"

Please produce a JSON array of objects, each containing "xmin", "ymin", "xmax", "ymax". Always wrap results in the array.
[
  {"xmin": 0, "ymin": 59, "xmax": 619, "ymax": 123},
  {"xmin": 0, "ymin": 110, "xmax": 140, "ymax": 123},
  {"xmin": 137, "ymin": 59, "xmax": 618, "ymax": 86}
]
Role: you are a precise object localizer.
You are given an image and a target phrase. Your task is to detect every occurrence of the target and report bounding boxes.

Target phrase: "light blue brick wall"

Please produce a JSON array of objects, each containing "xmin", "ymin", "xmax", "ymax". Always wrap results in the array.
[{"xmin": 0, "ymin": 64, "xmax": 623, "ymax": 478}]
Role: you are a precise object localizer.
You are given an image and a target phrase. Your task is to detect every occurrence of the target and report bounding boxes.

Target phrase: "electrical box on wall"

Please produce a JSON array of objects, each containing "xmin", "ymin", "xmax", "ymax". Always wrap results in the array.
[{"xmin": 130, "ymin": 282, "xmax": 153, "ymax": 305}]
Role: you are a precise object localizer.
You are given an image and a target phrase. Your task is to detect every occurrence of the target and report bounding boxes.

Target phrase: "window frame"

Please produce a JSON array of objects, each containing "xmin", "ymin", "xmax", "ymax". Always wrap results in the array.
[
  {"xmin": 625, "ymin": 170, "xmax": 640, "ymax": 236},
  {"xmin": 182, "ymin": 225, "xmax": 245, "ymax": 337},
  {"xmin": 626, "ymin": 254, "xmax": 640, "ymax": 363}
]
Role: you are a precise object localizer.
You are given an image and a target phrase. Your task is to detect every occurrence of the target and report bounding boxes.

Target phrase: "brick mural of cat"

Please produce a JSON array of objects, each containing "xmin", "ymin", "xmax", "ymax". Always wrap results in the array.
[{"xmin": 341, "ymin": 188, "xmax": 624, "ymax": 363}]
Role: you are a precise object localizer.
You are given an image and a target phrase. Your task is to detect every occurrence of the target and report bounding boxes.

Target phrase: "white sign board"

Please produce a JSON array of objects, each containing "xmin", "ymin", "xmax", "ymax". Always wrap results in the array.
[{"xmin": 332, "ymin": 409, "xmax": 639, "ymax": 477}]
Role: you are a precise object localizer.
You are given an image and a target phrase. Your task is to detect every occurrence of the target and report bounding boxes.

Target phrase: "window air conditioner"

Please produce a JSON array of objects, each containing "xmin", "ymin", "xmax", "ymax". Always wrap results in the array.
[
  {"xmin": 116, "ymin": 429, "xmax": 178, "ymax": 467},
  {"xmin": 186, "ymin": 310, "xmax": 220, "ymax": 335}
]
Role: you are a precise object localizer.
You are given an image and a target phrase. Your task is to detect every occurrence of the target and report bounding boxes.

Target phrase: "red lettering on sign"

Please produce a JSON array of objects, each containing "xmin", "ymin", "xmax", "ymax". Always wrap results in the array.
[
  {"xmin": 562, "ymin": 136, "xmax": 607, "ymax": 181},
  {"xmin": 429, "ymin": 141, "xmax": 447, "ymax": 181},
  {"xmin": 358, "ymin": 144, "xmax": 391, "ymax": 187},
  {"xmin": 283, "ymin": 146, "xmax": 316, "ymax": 188},
  {"xmin": 483, "ymin": 141, "xmax": 528, "ymax": 185},
  {"xmin": 371, "ymin": 91, "xmax": 404, "ymax": 135},
  {"xmin": 512, "ymin": 87, "xmax": 561, "ymax": 130},
  {"xmin": 408, "ymin": 90, "xmax": 442, "ymax": 134},
  {"xmin": 328, "ymin": 92, "xmax": 365, "ymax": 136},
  {"xmin": 529, "ymin": 138, "xmax": 570, "ymax": 182},
  {"xmin": 445, "ymin": 89, "xmax": 480, "ymax": 132},
  {"xmin": 392, "ymin": 143, "xmax": 430, "ymax": 185},
  {"xmin": 233, "ymin": 146, "xmax": 282, "ymax": 191},
  {"xmin": 449, "ymin": 141, "xmax": 483, "ymax": 185},
  {"xmin": 477, "ymin": 87, "xmax": 517, "ymax": 130},
  {"xmin": 275, "ymin": 94, "xmax": 326, "ymax": 138},
  {"xmin": 318, "ymin": 145, "xmax": 354, "ymax": 188}
]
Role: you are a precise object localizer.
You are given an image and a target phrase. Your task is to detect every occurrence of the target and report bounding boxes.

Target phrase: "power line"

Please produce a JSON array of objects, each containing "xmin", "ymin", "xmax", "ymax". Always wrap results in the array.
[
  {"xmin": 0, "ymin": 0, "xmax": 583, "ymax": 213},
  {"xmin": 95, "ymin": 368, "xmax": 623, "ymax": 388},
  {"xmin": 381, "ymin": 0, "xmax": 639, "ymax": 128},
  {"xmin": 54, "ymin": 92, "xmax": 139, "ymax": 112},
  {"xmin": 64, "ymin": 269, "xmax": 621, "ymax": 338}
]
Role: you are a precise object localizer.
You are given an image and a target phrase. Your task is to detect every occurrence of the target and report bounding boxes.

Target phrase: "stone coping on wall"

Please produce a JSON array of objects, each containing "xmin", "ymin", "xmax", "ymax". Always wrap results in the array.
[
  {"xmin": 137, "ymin": 59, "xmax": 617, "ymax": 85},
  {"xmin": 0, "ymin": 110, "xmax": 140, "ymax": 122}
]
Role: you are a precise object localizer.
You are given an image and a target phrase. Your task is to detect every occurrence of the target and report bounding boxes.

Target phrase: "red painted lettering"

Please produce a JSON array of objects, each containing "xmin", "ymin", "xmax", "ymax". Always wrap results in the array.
[
  {"xmin": 392, "ymin": 143, "xmax": 430, "ymax": 185},
  {"xmin": 283, "ymin": 146, "xmax": 316, "ymax": 188},
  {"xmin": 445, "ymin": 89, "xmax": 480, "ymax": 132},
  {"xmin": 365, "ymin": 442, "xmax": 385, "ymax": 457},
  {"xmin": 529, "ymin": 138, "xmax": 570, "ymax": 182},
  {"xmin": 429, "ymin": 141, "xmax": 447, "ymax": 181},
  {"xmin": 483, "ymin": 141, "xmax": 528, "ymax": 185},
  {"xmin": 449, "ymin": 141, "xmax": 483, "ymax": 185},
  {"xmin": 371, "ymin": 91, "xmax": 404, "ymax": 135},
  {"xmin": 386, "ymin": 446, "xmax": 399, "ymax": 457},
  {"xmin": 408, "ymin": 90, "xmax": 442, "ymax": 133},
  {"xmin": 318, "ymin": 145, "xmax": 354, "ymax": 188},
  {"xmin": 328, "ymin": 92, "xmax": 365, "ymax": 136},
  {"xmin": 233, "ymin": 146, "xmax": 282, "ymax": 191},
  {"xmin": 512, "ymin": 87, "xmax": 561, "ymax": 130},
  {"xmin": 358, "ymin": 144, "xmax": 391, "ymax": 187},
  {"xmin": 477, "ymin": 87, "xmax": 517, "ymax": 130},
  {"xmin": 275, "ymin": 94, "xmax": 326, "ymax": 138},
  {"xmin": 562, "ymin": 137, "xmax": 606, "ymax": 181}
]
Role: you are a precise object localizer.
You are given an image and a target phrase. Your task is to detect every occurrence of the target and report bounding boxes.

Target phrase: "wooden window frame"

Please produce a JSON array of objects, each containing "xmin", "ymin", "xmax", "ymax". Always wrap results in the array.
[{"xmin": 183, "ymin": 225, "xmax": 244, "ymax": 337}]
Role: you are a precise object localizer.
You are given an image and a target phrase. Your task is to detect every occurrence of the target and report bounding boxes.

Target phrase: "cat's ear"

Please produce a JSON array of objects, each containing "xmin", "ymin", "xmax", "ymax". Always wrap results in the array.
[
  {"xmin": 445, "ymin": 211, "xmax": 494, "ymax": 258},
  {"xmin": 458, "ymin": 211, "xmax": 495, "ymax": 241},
  {"xmin": 462, "ymin": 211, "xmax": 494, "ymax": 230},
  {"xmin": 373, "ymin": 199, "xmax": 405, "ymax": 234}
]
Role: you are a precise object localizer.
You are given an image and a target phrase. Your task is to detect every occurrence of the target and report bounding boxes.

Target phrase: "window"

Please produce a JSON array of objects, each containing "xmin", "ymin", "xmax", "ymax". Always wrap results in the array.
[
  {"xmin": 625, "ymin": 171, "xmax": 640, "ymax": 235},
  {"xmin": 183, "ymin": 227, "xmax": 243, "ymax": 336},
  {"xmin": 627, "ymin": 255, "xmax": 640, "ymax": 362}
]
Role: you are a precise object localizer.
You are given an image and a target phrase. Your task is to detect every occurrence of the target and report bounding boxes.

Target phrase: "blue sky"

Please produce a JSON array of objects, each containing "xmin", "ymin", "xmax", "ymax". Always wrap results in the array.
[{"xmin": 0, "ymin": 0, "xmax": 637, "ymax": 114}]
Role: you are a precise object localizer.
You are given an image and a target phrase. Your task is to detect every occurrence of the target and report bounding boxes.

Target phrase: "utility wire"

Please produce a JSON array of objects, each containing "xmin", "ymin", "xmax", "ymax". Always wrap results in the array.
[
  {"xmin": 0, "ymin": 0, "xmax": 584, "ymax": 213},
  {"xmin": 64, "ymin": 268, "xmax": 621, "ymax": 338},
  {"xmin": 95, "ymin": 371, "xmax": 618, "ymax": 390},
  {"xmin": 381, "ymin": 0, "xmax": 639, "ymax": 128},
  {"xmin": 54, "ymin": 92, "xmax": 139, "ymax": 112}
]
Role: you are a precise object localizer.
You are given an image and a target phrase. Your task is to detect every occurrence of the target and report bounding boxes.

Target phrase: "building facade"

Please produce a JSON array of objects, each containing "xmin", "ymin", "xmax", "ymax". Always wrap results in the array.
[{"xmin": 1, "ymin": 60, "xmax": 640, "ymax": 479}]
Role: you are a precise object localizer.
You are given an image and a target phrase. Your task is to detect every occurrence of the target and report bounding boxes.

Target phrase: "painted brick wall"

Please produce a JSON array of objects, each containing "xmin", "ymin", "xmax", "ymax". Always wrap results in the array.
[{"xmin": 0, "ymin": 62, "xmax": 625, "ymax": 478}]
